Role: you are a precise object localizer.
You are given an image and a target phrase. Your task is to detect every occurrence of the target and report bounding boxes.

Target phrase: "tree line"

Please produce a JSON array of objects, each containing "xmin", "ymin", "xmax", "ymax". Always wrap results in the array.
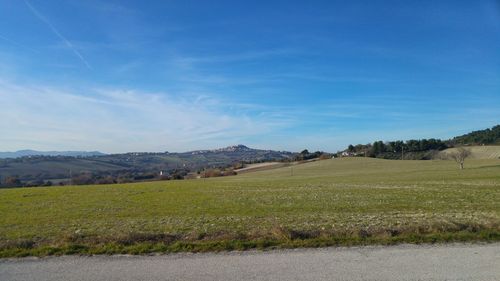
[
  {"xmin": 344, "ymin": 124, "xmax": 499, "ymax": 160},
  {"xmin": 449, "ymin": 125, "xmax": 500, "ymax": 145},
  {"xmin": 345, "ymin": 138, "xmax": 448, "ymax": 160}
]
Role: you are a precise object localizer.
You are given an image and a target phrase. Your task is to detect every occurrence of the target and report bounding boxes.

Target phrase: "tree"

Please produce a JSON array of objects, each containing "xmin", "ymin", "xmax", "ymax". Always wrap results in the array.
[
  {"xmin": 71, "ymin": 172, "xmax": 94, "ymax": 185},
  {"xmin": 371, "ymin": 141, "xmax": 386, "ymax": 156},
  {"xmin": 201, "ymin": 169, "xmax": 222, "ymax": 178},
  {"xmin": 449, "ymin": 147, "xmax": 471, "ymax": 170}
]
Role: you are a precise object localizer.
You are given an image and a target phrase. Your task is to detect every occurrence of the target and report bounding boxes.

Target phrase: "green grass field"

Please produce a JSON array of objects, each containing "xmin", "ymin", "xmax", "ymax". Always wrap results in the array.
[{"xmin": 0, "ymin": 158, "xmax": 499, "ymax": 257}]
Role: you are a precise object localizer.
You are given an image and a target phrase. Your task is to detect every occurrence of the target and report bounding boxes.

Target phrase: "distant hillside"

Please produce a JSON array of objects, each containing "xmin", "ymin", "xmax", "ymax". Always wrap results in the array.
[
  {"xmin": 0, "ymin": 150, "xmax": 106, "ymax": 159},
  {"xmin": 449, "ymin": 125, "xmax": 500, "ymax": 145},
  {"xmin": 0, "ymin": 145, "xmax": 295, "ymax": 186},
  {"xmin": 0, "ymin": 156, "xmax": 128, "ymax": 181},
  {"xmin": 341, "ymin": 125, "xmax": 500, "ymax": 160}
]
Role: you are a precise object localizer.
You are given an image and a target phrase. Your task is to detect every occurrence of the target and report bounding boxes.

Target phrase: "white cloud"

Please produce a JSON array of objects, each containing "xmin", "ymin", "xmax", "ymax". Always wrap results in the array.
[{"xmin": 0, "ymin": 80, "xmax": 289, "ymax": 153}]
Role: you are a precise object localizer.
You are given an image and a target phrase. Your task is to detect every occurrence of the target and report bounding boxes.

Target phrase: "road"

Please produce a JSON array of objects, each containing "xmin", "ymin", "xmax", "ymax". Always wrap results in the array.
[{"xmin": 1, "ymin": 243, "xmax": 499, "ymax": 281}]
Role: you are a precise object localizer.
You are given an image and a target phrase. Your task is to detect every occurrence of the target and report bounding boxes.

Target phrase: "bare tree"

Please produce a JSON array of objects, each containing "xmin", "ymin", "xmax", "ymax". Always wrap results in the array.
[{"xmin": 449, "ymin": 147, "xmax": 471, "ymax": 170}]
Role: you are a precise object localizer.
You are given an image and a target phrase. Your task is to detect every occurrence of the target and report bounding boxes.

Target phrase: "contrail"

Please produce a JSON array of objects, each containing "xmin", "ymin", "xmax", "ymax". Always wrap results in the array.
[{"xmin": 24, "ymin": 0, "xmax": 92, "ymax": 69}]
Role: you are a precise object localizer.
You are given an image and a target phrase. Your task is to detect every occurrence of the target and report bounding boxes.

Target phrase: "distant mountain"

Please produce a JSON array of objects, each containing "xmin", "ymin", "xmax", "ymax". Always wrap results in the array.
[{"xmin": 0, "ymin": 150, "xmax": 106, "ymax": 159}]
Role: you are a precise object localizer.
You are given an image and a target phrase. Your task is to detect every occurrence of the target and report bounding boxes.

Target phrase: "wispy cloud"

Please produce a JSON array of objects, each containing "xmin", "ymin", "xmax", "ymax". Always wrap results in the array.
[
  {"xmin": 0, "ymin": 80, "xmax": 290, "ymax": 152},
  {"xmin": 24, "ymin": 0, "xmax": 92, "ymax": 69},
  {"xmin": 0, "ymin": 77, "xmax": 497, "ymax": 153}
]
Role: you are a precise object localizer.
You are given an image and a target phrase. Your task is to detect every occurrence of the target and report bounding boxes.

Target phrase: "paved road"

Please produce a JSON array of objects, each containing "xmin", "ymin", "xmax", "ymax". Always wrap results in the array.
[{"xmin": 1, "ymin": 243, "xmax": 499, "ymax": 281}]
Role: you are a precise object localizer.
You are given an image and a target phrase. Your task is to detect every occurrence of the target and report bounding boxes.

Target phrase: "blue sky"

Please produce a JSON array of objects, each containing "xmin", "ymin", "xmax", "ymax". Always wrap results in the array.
[{"xmin": 0, "ymin": 0, "xmax": 499, "ymax": 153}]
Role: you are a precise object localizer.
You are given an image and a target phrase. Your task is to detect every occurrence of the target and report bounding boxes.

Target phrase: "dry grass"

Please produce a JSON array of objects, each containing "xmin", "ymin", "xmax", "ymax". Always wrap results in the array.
[{"xmin": 439, "ymin": 145, "xmax": 500, "ymax": 159}]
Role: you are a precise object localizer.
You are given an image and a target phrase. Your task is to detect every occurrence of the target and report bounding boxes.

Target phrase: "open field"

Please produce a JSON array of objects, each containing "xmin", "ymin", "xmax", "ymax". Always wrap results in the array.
[
  {"xmin": 0, "ymin": 158, "xmax": 499, "ymax": 257},
  {"xmin": 234, "ymin": 162, "xmax": 286, "ymax": 173},
  {"xmin": 235, "ymin": 158, "xmax": 322, "ymax": 174}
]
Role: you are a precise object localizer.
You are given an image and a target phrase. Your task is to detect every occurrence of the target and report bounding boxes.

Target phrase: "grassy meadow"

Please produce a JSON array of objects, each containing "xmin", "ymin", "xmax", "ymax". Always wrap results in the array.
[{"xmin": 0, "ymin": 157, "xmax": 499, "ymax": 257}]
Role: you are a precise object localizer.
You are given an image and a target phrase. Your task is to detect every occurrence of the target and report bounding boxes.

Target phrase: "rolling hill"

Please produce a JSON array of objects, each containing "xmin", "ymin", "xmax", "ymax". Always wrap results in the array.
[
  {"xmin": 0, "ymin": 145, "xmax": 295, "ymax": 184},
  {"xmin": 341, "ymin": 124, "xmax": 500, "ymax": 160},
  {"xmin": 449, "ymin": 125, "xmax": 500, "ymax": 145},
  {"xmin": 439, "ymin": 145, "xmax": 500, "ymax": 160},
  {"xmin": 2, "ymin": 125, "xmax": 498, "ymax": 187}
]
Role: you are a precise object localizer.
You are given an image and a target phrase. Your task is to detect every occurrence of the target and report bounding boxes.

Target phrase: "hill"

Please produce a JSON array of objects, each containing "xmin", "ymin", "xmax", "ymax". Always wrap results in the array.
[
  {"xmin": 0, "ymin": 145, "xmax": 295, "ymax": 186},
  {"xmin": 0, "ymin": 157, "xmax": 498, "ymax": 257},
  {"xmin": 0, "ymin": 157, "xmax": 129, "ymax": 182},
  {"xmin": 439, "ymin": 145, "xmax": 500, "ymax": 160},
  {"xmin": 342, "ymin": 124, "xmax": 499, "ymax": 160},
  {"xmin": 449, "ymin": 125, "xmax": 500, "ymax": 145}
]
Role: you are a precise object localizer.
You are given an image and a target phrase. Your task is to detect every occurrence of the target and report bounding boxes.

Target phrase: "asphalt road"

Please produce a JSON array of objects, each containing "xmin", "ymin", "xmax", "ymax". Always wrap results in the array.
[{"xmin": 1, "ymin": 243, "xmax": 499, "ymax": 281}]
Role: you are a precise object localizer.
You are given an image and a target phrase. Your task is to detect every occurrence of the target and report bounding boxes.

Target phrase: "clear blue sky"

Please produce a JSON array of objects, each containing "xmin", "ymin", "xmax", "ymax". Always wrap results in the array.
[{"xmin": 0, "ymin": 0, "xmax": 499, "ymax": 153}]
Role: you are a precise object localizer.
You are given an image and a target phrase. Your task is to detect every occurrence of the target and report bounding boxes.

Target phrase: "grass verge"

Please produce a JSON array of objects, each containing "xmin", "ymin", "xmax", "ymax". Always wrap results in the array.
[{"xmin": 1, "ymin": 223, "xmax": 499, "ymax": 257}]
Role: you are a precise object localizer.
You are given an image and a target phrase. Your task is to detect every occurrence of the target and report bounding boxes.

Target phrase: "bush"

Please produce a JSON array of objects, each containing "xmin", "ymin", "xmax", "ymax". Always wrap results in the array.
[{"xmin": 201, "ymin": 169, "xmax": 222, "ymax": 178}]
